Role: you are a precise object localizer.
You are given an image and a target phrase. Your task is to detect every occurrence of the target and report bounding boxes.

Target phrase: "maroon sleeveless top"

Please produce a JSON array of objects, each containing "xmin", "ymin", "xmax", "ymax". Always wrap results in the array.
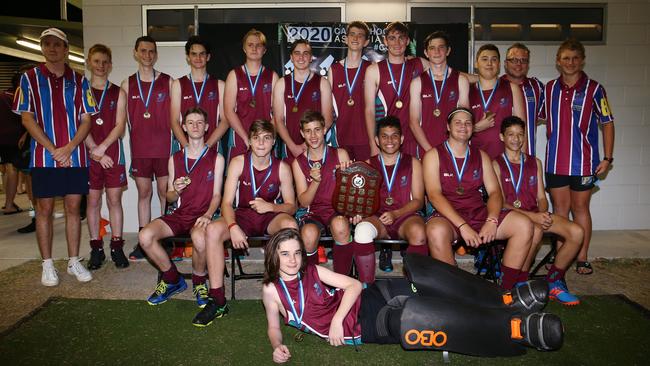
[
  {"xmin": 91, "ymin": 83, "xmax": 124, "ymax": 165},
  {"xmin": 127, "ymin": 72, "xmax": 172, "ymax": 158},
  {"xmin": 419, "ymin": 68, "xmax": 461, "ymax": 149},
  {"xmin": 330, "ymin": 60, "xmax": 370, "ymax": 147},
  {"xmin": 370, "ymin": 153, "xmax": 415, "ymax": 215},
  {"xmin": 376, "ymin": 58, "xmax": 424, "ymax": 156},
  {"xmin": 296, "ymin": 146, "xmax": 340, "ymax": 220},
  {"xmin": 495, "ymin": 153, "xmax": 539, "ymax": 212},
  {"xmin": 469, "ymin": 79, "xmax": 514, "ymax": 159},
  {"xmin": 235, "ymin": 152, "xmax": 282, "ymax": 209},
  {"xmin": 283, "ymin": 73, "xmax": 322, "ymax": 146},
  {"xmin": 172, "ymin": 147, "xmax": 218, "ymax": 219},
  {"xmin": 436, "ymin": 143, "xmax": 485, "ymax": 219},
  {"xmin": 231, "ymin": 66, "xmax": 274, "ymax": 149},
  {"xmin": 178, "ymin": 74, "xmax": 220, "ymax": 136},
  {"xmin": 274, "ymin": 265, "xmax": 362, "ymax": 342}
]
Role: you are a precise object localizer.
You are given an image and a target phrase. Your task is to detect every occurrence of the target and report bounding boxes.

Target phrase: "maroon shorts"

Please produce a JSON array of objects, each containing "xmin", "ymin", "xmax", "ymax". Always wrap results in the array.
[
  {"xmin": 299, "ymin": 209, "xmax": 340, "ymax": 234},
  {"xmin": 429, "ymin": 208, "xmax": 512, "ymax": 239},
  {"xmin": 159, "ymin": 212, "xmax": 198, "ymax": 236},
  {"xmin": 382, "ymin": 212, "xmax": 420, "ymax": 239},
  {"xmin": 131, "ymin": 157, "xmax": 168, "ymax": 178},
  {"xmin": 342, "ymin": 144, "xmax": 371, "ymax": 162},
  {"xmin": 89, "ymin": 160, "xmax": 127, "ymax": 190},
  {"xmin": 235, "ymin": 209, "xmax": 277, "ymax": 236}
]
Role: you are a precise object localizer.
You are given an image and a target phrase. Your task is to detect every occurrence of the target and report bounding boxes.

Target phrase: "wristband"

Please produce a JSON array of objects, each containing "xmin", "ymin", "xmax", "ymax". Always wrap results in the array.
[
  {"xmin": 485, "ymin": 217, "xmax": 499, "ymax": 225},
  {"xmin": 228, "ymin": 223, "xmax": 238, "ymax": 230},
  {"xmin": 457, "ymin": 222, "xmax": 467, "ymax": 230}
]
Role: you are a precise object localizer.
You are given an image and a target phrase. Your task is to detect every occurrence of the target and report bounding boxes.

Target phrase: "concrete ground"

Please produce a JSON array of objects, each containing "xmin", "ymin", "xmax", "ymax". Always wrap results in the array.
[{"xmin": 1, "ymin": 193, "xmax": 649, "ymax": 333}]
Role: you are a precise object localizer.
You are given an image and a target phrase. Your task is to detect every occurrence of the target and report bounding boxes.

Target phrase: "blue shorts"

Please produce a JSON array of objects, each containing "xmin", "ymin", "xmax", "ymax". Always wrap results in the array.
[{"xmin": 32, "ymin": 167, "xmax": 89, "ymax": 198}]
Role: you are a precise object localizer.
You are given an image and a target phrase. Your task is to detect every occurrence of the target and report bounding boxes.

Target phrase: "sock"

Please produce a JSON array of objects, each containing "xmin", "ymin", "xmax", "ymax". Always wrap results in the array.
[
  {"xmin": 518, "ymin": 270, "xmax": 530, "ymax": 283},
  {"xmin": 110, "ymin": 237, "xmax": 124, "ymax": 250},
  {"xmin": 192, "ymin": 273, "xmax": 208, "ymax": 286},
  {"xmin": 209, "ymin": 287, "xmax": 226, "ymax": 306},
  {"xmin": 545, "ymin": 265, "xmax": 566, "ymax": 283},
  {"xmin": 68, "ymin": 256, "xmax": 79, "ymax": 265},
  {"xmin": 306, "ymin": 250, "xmax": 319, "ymax": 266},
  {"xmin": 43, "ymin": 258, "xmax": 54, "ymax": 266},
  {"xmin": 161, "ymin": 262, "xmax": 180, "ymax": 283},
  {"xmin": 500, "ymin": 265, "xmax": 520, "ymax": 290},
  {"xmin": 90, "ymin": 239, "xmax": 103, "ymax": 250},
  {"xmin": 405, "ymin": 244, "xmax": 428, "ymax": 256},
  {"xmin": 333, "ymin": 242, "xmax": 354, "ymax": 275},
  {"xmin": 354, "ymin": 241, "xmax": 376, "ymax": 285}
]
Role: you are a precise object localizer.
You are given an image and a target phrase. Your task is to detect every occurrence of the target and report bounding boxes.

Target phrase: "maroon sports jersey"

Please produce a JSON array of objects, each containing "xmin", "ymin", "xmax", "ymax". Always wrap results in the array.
[
  {"xmin": 235, "ymin": 152, "xmax": 282, "ymax": 209},
  {"xmin": 0, "ymin": 90, "xmax": 23, "ymax": 146},
  {"xmin": 376, "ymin": 58, "xmax": 424, "ymax": 157},
  {"xmin": 436, "ymin": 144, "xmax": 485, "ymax": 220},
  {"xmin": 274, "ymin": 264, "xmax": 361, "ymax": 342},
  {"xmin": 172, "ymin": 147, "xmax": 218, "ymax": 219},
  {"xmin": 296, "ymin": 146, "xmax": 340, "ymax": 221},
  {"xmin": 468, "ymin": 79, "xmax": 514, "ymax": 159},
  {"xmin": 283, "ymin": 73, "xmax": 322, "ymax": 146},
  {"xmin": 495, "ymin": 153, "xmax": 538, "ymax": 212},
  {"xmin": 419, "ymin": 68, "xmax": 461, "ymax": 149},
  {"xmin": 369, "ymin": 154, "xmax": 414, "ymax": 215},
  {"xmin": 330, "ymin": 60, "xmax": 369, "ymax": 147},
  {"xmin": 91, "ymin": 83, "xmax": 124, "ymax": 165},
  {"xmin": 127, "ymin": 72, "xmax": 172, "ymax": 158},
  {"xmin": 177, "ymin": 74, "xmax": 220, "ymax": 136}
]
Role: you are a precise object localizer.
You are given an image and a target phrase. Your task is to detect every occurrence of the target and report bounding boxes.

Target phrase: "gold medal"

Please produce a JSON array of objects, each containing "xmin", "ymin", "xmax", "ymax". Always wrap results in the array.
[
  {"xmin": 249, "ymin": 100, "xmax": 256, "ymax": 108},
  {"xmin": 433, "ymin": 108, "xmax": 441, "ymax": 117},
  {"xmin": 347, "ymin": 98, "xmax": 354, "ymax": 107},
  {"xmin": 182, "ymin": 176, "xmax": 192, "ymax": 185},
  {"xmin": 96, "ymin": 118, "xmax": 104, "ymax": 126},
  {"xmin": 395, "ymin": 100, "xmax": 403, "ymax": 109},
  {"xmin": 385, "ymin": 196, "xmax": 394, "ymax": 206},
  {"xmin": 143, "ymin": 111, "xmax": 151, "ymax": 119},
  {"xmin": 513, "ymin": 199, "xmax": 522, "ymax": 209},
  {"xmin": 456, "ymin": 186, "xmax": 464, "ymax": 195},
  {"xmin": 312, "ymin": 162, "xmax": 321, "ymax": 169},
  {"xmin": 292, "ymin": 106, "xmax": 299, "ymax": 113}
]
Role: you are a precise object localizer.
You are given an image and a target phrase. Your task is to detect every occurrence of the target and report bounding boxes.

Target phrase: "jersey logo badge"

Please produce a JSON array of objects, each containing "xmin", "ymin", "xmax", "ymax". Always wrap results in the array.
[
  {"xmin": 156, "ymin": 92, "xmax": 166, "ymax": 102},
  {"xmin": 311, "ymin": 91, "xmax": 320, "ymax": 102},
  {"xmin": 528, "ymin": 175, "xmax": 536, "ymax": 186},
  {"xmin": 207, "ymin": 170, "xmax": 214, "ymax": 181},
  {"xmin": 313, "ymin": 282, "xmax": 322, "ymax": 296},
  {"xmin": 449, "ymin": 90, "xmax": 457, "ymax": 101},
  {"xmin": 109, "ymin": 100, "xmax": 116, "ymax": 110},
  {"xmin": 499, "ymin": 97, "xmax": 507, "ymax": 106},
  {"xmin": 422, "ymin": 93, "xmax": 432, "ymax": 99},
  {"xmin": 207, "ymin": 91, "xmax": 217, "ymax": 100},
  {"xmin": 400, "ymin": 175, "xmax": 408, "ymax": 186},
  {"xmin": 263, "ymin": 83, "xmax": 272, "ymax": 93},
  {"xmin": 472, "ymin": 169, "xmax": 480, "ymax": 180},
  {"xmin": 242, "ymin": 180, "xmax": 251, "ymax": 186},
  {"xmin": 443, "ymin": 173, "xmax": 454, "ymax": 178}
]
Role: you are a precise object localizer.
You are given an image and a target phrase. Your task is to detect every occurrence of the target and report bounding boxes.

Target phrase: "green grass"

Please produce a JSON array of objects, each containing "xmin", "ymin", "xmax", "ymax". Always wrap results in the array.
[{"xmin": 1, "ymin": 296, "xmax": 649, "ymax": 365}]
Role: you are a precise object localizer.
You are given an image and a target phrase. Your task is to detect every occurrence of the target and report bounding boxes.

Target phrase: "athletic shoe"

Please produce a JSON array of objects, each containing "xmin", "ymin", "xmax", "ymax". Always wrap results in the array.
[
  {"xmin": 192, "ymin": 299, "xmax": 229, "ymax": 327},
  {"xmin": 193, "ymin": 283, "xmax": 210, "ymax": 308},
  {"xmin": 147, "ymin": 277, "xmax": 187, "ymax": 305},
  {"xmin": 41, "ymin": 261, "xmax": 59, "ymax": 287},
  {"xmin": 379, "ymin": 248, "xmax": 393, "ymax": 272},
  {"xmin": 17, "ymin": 218, "xmax": 36, "ymax": 234},
  {"xmin": 129, "ymin": 244, "xmax": 145, "ymax": 260},
  {"xmin": 87, "ymin": 248, "xmax": 105, "ymax": 270},
  {"xmin": 67, "ymin": 259, "xmax": 93, "ymax": 282},
  {"xmin": 111, "ymin": 248, "xmax": 130, "ymax": 268},
  {"xmin": 512, "ymin": 312, "xmax": 563, "ymax": 351},
  {"xmin": 549, "ymin": 280, "xmax": 580, "ymax": 306}
]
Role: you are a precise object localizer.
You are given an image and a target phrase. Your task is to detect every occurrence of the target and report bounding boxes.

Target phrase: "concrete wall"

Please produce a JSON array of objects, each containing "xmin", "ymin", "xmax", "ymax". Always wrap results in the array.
[{"xmin": 83, "ymin": 0, "xmax": 650, "ymax": 232}]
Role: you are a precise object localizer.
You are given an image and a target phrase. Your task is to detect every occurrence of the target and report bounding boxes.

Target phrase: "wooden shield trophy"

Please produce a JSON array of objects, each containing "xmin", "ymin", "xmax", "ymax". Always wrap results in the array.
[{"xmin": 333, "ymin": 161, "xmax": 383, "ymax": 217}]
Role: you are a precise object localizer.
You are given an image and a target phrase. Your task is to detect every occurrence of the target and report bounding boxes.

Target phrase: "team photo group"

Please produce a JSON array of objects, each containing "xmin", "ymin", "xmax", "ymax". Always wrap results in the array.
[{"xmin": 11, "ymin": 20, "xmax": 614, "ymax": 361}]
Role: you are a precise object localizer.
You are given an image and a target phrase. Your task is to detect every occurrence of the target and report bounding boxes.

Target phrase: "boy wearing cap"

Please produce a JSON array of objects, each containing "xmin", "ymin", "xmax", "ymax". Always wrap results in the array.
[{"xmin": 13, "ymin": 28, "xmax": 97, "ymax": 286}]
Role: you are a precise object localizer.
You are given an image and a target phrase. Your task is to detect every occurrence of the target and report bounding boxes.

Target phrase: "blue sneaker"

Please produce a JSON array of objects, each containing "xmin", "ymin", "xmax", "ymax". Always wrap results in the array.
[
  {"xmin": 147, "ymin": 277, "xmax": 187, "ymax": 305},
  {"xmin": 193, "ymin": 283, "xmax": 209, "ymax": 308},
  {"xmin": 549, "ymin": 280, "xmax": 580, "ymax": 306}
]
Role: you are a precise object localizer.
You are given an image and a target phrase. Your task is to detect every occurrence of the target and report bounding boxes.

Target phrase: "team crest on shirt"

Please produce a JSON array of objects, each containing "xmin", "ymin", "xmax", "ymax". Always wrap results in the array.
[
  {"xmin": 499, "ymin": 97, "xmax": 507, "ymax": 107},
  {"xmin": 156, "ymin": 92, "xmax": 166, "ymax": 102},
  {"xmin": 472, "ymin": 169, "xmax": 480, "ymax": 180},
  {"xmin": 528, "ymin": 175, "xmax": 536, "ymax": 186},
  {"xmin": 311, "ymin": 91, "xmax": 320, "ymax": 101},
  {"xmin": 449, "ymin": 91, "xmax": 457, "ymax": 101},
  {"xmin": 207, "ymin": 91, "xmax": 217, "ymax": 100},
  {"xmin": 267, "ymin": 183, "xmax": 277, "ymax": 193},
  {"xmin": 109, "ymin": 100, "xmax": 116, "ymax": 110},
  {"xmin": 207, "ymin": 170, "xmax": 214, "ymax": 181},
  {"xmin": 263, "ymin": 83, "xmax": 272, "ymax": 93},
  {"xmin": 400, "ymin": 175, "xmax": 408, "ymax": 187},
  {"xmin": 313, "ymin": 282, "xmax": 322, "ymax": 296}
]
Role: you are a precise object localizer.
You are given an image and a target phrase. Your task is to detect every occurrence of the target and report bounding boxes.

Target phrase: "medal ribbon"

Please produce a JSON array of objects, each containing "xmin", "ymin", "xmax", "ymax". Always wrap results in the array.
[
  {"xmin": 250, "ymin": 154, "xmax": 273, "ymax": 197},
  {"xmin": 96, "ymin": 80, "xmax": 109, "ymax": 111},
  {"xmin": 344, "ymin": 58, "xmax": 363, "ymax": 99},
  {"xmin": 429, "ymin": 65, "xmax": 448, "ymax": 107},
  {"xmin": 307, "ymin": 146, "xmax": 327, "ymax": 169},
  {"xmin": 184, "ymin": 145, "xmax": 209, "ymax": 175},
  {"xmin": 291, "ymin": 71, "xmax": 310, "ymax": 107},
  {"xmin": 244, "ymin": 64, "xmax": 263, "ymax": 101},
  {"xmin": 279, "ymin": 274, "xmax": 305, "ymax": 328},
  {"xmin": 386, "ymin": 61, "xmax": 406, "ymax": 99},
  {"xmin": 444, "ymin": 141, "xmax": 470, "ymax": 187},
  {"xmin": 502, "ymin": 153, "xmax": 524, "ymax": 198},
  {"xmin": 189, "ymin": 73, "xmax": 208, "ymax": 104},
  {"xmin": 136, "ymin": 70, "xmax": 156, "ymax": 111},
  {"xmin": 477, "ymin": 78, "xmax": 499, "ymax": 113},
  {"xmin": 379, "ymin": 153, "xmax": 401, "ymax": 195}
]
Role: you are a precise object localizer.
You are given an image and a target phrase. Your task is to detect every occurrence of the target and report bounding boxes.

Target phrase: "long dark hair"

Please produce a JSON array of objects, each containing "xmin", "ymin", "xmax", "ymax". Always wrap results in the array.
[{"xmin": 263, "ymin": 229, "xmax": 307, "ymax": 284}]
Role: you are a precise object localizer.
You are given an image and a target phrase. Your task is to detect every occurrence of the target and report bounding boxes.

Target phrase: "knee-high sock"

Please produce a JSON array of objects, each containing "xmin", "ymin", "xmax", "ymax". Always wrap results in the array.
[
  {"xmin": 405, "ymin": 244, "xmax": 428, "ymax": 256},
  {"xmin": 354, "ymin": 241, "xmax": 376, "ymax": 284},
  {"xmin": 500, "ymin": 265, "xmax": 520, "ymax": 290},
  {"xmin": 333, "ymin": 243, "xmax": 354, "ymax": 275}
]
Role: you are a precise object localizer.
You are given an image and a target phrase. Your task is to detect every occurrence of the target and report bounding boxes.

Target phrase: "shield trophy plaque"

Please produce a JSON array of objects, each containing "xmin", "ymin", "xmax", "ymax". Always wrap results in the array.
[{"xmin": 333, "ymin": 161, "xmax": 383, "ymax": 217}]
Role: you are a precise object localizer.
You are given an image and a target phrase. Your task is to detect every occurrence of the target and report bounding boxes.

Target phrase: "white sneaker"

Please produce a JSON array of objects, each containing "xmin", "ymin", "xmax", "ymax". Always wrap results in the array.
[
  {"xmin": 42, "ymin": 262, "xmax": 59, "ymax": 287},
  {"xmin": 67, "ymin": 259, "xmax": 93, "ymax": 282}
]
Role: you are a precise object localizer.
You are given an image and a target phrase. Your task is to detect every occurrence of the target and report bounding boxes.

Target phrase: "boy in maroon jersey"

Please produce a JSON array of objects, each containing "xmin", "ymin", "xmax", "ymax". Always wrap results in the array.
[
  {"xmin": 272, "ymin": 39, "xmax": 333, "ymax": 160},
  {"xmin": 170, "ymin": 36, "xmax": 228, "ymax": 152},
  {"xmin": 493, "ymin": 116, "xmax": 582, "ymax": 305},
  {"xmin": 292, "ymin": 111, "xmax": 352, "ymax": 270},
  {"xmin": 193, "ymin": 120, "xmax": 297, "ymax": 326},
  {"xmin": 121, "ymin": 36, "xmax": 173, "ymax": 260},
  {"xmin": 139, "ymin": 107, "xmax": 225, "ymax": 307},
  {"xmin": 327, "ymin": 21, "xmax": 372, "ymax": 161},
  {"xmin": 84, "ymin": 44, "xmax": 129, "ymax": 270},
  {"xmin": 423, "ymin": 108, "xmax": 533, "ymax": 290},
  {"xmin": 225, "ymin": 29, "xmax": 278, "ymax": 160}
]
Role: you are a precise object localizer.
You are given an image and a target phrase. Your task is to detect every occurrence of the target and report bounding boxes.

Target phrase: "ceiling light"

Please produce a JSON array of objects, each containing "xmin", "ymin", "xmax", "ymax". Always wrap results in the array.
[
  {"xmin": 68, "ymin": 54, "xmax": 85, "ymax": 63},
  {"xmin": 16, "ymin": 38, "xmax": 85, "ymax": 64}
]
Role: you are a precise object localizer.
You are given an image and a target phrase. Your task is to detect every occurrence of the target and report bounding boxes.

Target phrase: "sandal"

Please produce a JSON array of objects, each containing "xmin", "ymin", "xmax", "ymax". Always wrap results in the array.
[
  {"xmin": 576, "ymin": 261, "xmax": 593, "ymax": 275},
  {"xmin": 3, "ymin": 204, "xmax": 23, "ymax": 215}
]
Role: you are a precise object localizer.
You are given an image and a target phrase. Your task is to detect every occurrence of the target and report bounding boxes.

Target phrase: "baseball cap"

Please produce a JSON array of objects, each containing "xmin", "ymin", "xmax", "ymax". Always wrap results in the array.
[{"xmin": 40, "ymin": 28, "xmax": 68, "ymax": 44}]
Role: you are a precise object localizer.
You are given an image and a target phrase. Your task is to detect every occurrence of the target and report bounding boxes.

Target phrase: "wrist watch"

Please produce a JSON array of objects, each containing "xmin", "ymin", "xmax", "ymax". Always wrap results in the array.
[{"xmin": 603, "ymin": 157, "xmax": 614, "ymax": 163}]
